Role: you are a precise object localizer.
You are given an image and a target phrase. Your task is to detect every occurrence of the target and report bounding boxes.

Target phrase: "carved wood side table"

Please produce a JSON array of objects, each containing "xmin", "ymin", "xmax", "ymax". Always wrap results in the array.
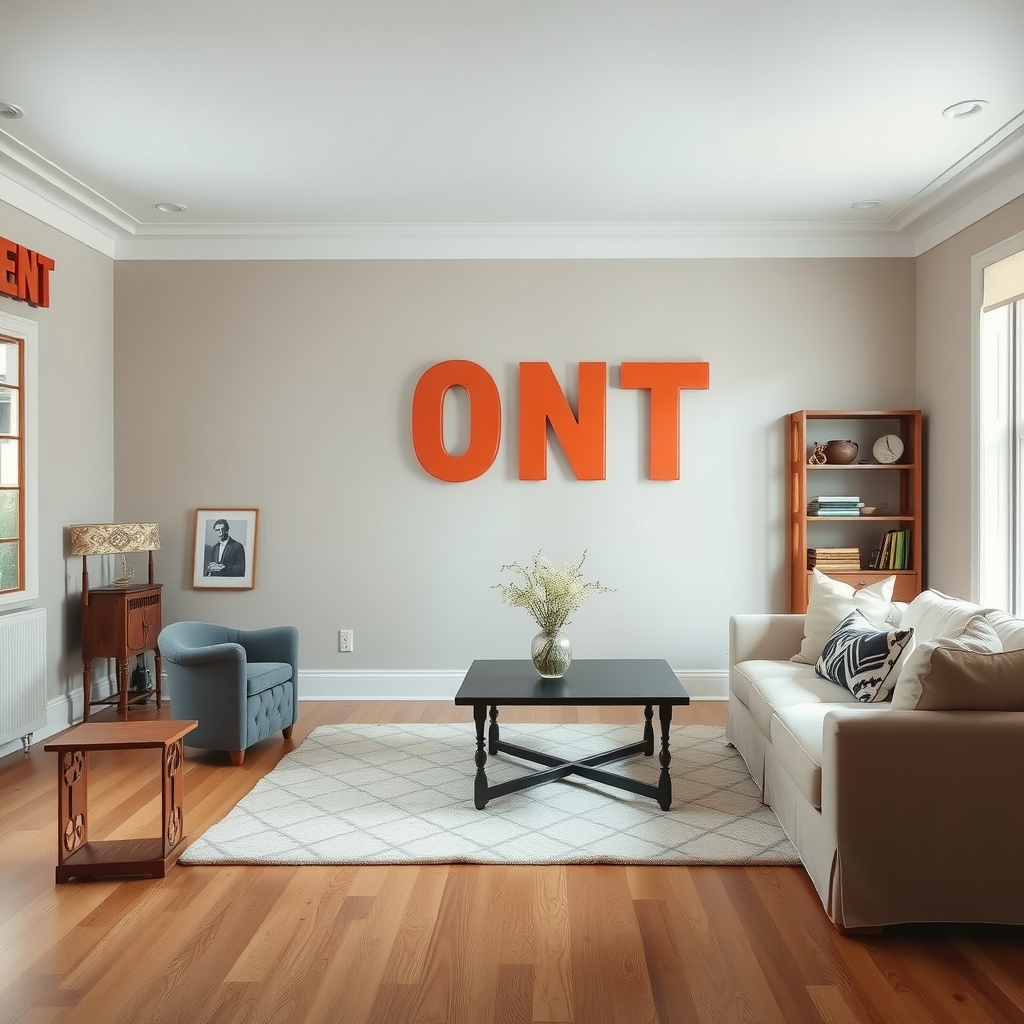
[{"xmin": 44, "ymin": 720, "xmax": 198, "ymax": 883}]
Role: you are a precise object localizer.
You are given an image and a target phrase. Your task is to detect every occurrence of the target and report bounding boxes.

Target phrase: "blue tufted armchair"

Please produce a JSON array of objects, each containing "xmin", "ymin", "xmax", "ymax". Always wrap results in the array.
[{"xmin": 157, "ymin": 621, "xmax": 299, "ymax": 765}]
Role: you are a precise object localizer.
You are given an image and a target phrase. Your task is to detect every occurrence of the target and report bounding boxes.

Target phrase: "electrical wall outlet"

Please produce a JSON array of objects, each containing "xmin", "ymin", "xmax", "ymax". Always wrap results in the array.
[{"xmin": 338, "ymin": 629, "xmax": 354, "ymax": 653}]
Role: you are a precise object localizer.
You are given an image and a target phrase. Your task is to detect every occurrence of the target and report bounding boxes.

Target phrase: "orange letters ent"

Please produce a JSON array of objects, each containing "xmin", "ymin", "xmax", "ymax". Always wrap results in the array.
[
  {"xmin": 0, "ymin": 238, "xmax": 54, "ymax": 307},
  {"xmin": 412, "ymin": 359, "xmax": 709, "ymax": 482},
  {"xmin": 518, "ymin": 361, "xmax": 607, "ymax": 481},
  {"xmin": 411, "ymin": 359, "xmax": 502, "ymax": 482},
  {"xmin": 621, "ymin": 361, "xmax": 710, "ymax": 480}
]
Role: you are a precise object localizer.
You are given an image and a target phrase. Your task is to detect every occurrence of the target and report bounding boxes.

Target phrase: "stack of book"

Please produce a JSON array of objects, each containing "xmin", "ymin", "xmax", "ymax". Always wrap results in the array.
[
  {"xmin": 871, "ymin": 530, "xmax": 912, "ymax": 569},
  {"xmin": 808, "ymin": 496, "xmax": 861, "ymax": 517},
  {"xmin": 808, "ymin": 547, "xmax": 862, "ymax": 572}
]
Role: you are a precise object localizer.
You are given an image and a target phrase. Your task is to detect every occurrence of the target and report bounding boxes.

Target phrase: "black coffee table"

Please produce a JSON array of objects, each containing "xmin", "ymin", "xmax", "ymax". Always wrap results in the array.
[{"xmin": 453, "ymin": 658, "xmax": 690, "ymax": 811}]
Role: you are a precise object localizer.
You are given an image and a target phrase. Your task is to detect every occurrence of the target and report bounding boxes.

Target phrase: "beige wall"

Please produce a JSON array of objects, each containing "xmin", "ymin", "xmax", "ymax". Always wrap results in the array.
[
  {"xmin": 916, "ymin": 194, "xmax": 1024, "ymax": 597},
  {"xmin": 114, "ymin": 257, "xmax": 915, "ymax": 688},
  {"xmin": 0, "ymin": 200, "xmax": 114, "ymax": 710}
]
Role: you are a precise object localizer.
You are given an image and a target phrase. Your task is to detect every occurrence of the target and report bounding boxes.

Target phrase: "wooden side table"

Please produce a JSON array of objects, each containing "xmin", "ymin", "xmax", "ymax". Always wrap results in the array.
[
  {"xmin": 81, "ymin": 583, "xmax": 163, "ymax": 720},
  {"xmin": 44, "ymin": 720, "xmax": 198, "ymax": 883}
]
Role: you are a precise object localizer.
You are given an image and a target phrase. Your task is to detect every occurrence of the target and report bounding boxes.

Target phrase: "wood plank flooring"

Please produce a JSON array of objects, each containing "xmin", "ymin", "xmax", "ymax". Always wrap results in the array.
[{"xmin": 3, "ymin": 700, "xmax": 1024, "ymax": 1024}]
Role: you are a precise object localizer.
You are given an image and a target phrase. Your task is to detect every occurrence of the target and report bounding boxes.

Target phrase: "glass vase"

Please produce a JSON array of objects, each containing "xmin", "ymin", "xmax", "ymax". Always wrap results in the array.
[{"xmin": 531, "ymin": 630, "xmax": 572, "ymax": 678}]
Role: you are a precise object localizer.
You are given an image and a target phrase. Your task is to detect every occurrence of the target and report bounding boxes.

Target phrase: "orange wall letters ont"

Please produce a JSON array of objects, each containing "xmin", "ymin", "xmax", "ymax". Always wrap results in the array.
[
  {"xmin": 412, "ymin": 360, "xmax": 709, "ymax": 482},
  {"xmin": 0, "ymin": 238, "xmax": 55, "ymax": 308}
]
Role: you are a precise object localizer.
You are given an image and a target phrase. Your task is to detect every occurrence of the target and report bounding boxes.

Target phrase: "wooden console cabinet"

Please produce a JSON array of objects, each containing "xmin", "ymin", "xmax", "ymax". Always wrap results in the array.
[{"xmin": 82, "ymin": 583, "xmax": 163, "ymax": 720}]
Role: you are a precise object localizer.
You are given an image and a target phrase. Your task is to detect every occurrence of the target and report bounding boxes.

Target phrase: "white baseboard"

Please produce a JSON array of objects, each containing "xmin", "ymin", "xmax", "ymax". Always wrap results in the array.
[{"xmin": 0, "ymin": 668, "xmax": 727, "ymax": 760}]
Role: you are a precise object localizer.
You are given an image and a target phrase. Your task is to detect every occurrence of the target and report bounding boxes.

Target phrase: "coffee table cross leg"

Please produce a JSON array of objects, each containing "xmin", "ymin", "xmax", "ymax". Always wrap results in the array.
[{"xmin": 496, "ymin": 738, "xmax": 648, "ymax": 772}]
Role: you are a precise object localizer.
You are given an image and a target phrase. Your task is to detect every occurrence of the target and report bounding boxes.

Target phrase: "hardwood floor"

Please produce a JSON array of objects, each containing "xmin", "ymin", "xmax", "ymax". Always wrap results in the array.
[{"xmin": 3, "ymin": 699, "xmax": 1024, "ymax": 1024}]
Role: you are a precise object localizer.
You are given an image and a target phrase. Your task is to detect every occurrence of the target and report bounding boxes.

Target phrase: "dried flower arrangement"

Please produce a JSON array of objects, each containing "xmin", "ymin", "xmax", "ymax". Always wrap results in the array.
[{"xmin": 494, "ymin": 550, "xmax": 613, "ymax": 637}]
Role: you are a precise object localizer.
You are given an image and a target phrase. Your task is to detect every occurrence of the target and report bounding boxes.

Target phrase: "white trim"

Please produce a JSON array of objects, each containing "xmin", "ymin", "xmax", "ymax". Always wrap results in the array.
[
  {"xmin": 913, "ymin": 165, "xmax": 1024, "ymax": 257},
  {"xmin": 0, "ymin": 310, "xmax": 38, "ymax": 609},
  {"xmin": 0, "ymin": 172, "xmax": 118, "ymax": 258},
  {"xmin": 110, "ymin": 222, "xmax": 915, "ymax": 261},
  {"xmin": 970, "ymin": 228, "xmax": 1024, "ymax": 603},
  {"xmin": 297, "ymin": 668, "xmax": 728, "ymax": 702}
]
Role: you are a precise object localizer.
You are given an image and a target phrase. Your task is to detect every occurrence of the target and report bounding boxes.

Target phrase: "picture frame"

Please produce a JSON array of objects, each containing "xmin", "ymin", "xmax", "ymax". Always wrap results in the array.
[{"xmin": 192, "ymin": 508, "xmax": 258, "ymax": 590}]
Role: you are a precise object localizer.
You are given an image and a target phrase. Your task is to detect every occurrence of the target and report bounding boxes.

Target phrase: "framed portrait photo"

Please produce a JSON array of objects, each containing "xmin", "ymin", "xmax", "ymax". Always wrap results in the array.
[{"xmin": 192, "ymin": 508, "xmax": 258, "ymax": 590}]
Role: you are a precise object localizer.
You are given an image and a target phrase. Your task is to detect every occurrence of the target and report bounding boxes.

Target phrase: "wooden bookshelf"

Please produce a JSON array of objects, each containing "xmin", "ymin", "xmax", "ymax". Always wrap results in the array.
[{"xmin": 789, "ymin": 410, "xmax": 923, "ymax": 613}]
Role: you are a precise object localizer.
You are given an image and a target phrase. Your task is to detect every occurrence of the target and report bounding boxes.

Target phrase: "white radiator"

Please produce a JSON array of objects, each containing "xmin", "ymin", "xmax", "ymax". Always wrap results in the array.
[{"xmin": 0, "ymin": 607, "xmax": 46, "ymax": 749}]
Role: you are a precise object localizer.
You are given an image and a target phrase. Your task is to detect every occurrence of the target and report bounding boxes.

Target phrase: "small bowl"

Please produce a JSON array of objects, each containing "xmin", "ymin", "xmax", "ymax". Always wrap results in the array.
[{"xmin": 860, "ymin": 507, "xmax": 876, "ymax": 516}]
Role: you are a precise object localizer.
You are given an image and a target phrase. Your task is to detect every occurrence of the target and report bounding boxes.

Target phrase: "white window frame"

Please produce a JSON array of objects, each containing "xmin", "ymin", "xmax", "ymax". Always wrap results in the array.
[
  {"xmin": 972, "ymin": 228, "xmax": 1024, "ymax": 609},
  {"xmin": 0, "ymin": 308, "xmax": 38, "ymax": 609}
]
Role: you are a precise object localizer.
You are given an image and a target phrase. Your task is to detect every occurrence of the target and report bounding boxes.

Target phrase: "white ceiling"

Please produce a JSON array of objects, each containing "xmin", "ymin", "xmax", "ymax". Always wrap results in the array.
[{"xmin": 2, "ymin": 0, "xmax": 1024, "ymax": 259}]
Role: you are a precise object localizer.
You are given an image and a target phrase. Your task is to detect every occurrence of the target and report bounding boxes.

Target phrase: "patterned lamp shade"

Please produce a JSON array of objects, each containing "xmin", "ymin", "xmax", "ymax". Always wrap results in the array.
[{"xmin": 69, "ymin": 523, "xmax": 161, "ymax": 556}]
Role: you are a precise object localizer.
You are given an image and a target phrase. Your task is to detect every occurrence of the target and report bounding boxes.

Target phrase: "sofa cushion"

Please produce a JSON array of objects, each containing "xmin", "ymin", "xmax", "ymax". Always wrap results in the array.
[
  {"xmin": 731, "ymin": 658, "xmax": 822, "ymax": 708},
  {"xmin": 246, "ymin": 661, "xmax": 293, "ymax": 696},
  {"xmin": 771, "ymin": 703, "xmax": 891, "ymax": 809},
  {"xmin": 983, "ymin": 609, "xmax": 1024, "ymax": 652},
  {"xmin": 889, "ymin": 615, "xmax": 1024, "ymax": 711},
  {"xmin": 746, "ymin": 668, "xmax": 860, "ymax": 736},
  {"xmin": 898, "ymin": 589, "xmax": 985, "ymax": 646},
  {"xmin": 814, "ymin": 610, "xmax": 914, "ymax": 702},
  {"xmin": 791, "ymin": 569, "xmax": 896, "ymax": 665}
]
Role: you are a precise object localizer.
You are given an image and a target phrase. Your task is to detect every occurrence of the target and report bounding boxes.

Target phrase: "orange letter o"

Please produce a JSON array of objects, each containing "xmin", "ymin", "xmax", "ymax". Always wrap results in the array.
[{"xmin": 412, "ymin": 360, "xmax": 501, "ymax": 482}]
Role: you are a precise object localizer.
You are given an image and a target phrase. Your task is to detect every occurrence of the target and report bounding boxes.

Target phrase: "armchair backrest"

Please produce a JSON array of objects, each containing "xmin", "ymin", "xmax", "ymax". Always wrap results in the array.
[{"xmin": 158, "ymin": 620, "xmax": 244, "ymax": 661}]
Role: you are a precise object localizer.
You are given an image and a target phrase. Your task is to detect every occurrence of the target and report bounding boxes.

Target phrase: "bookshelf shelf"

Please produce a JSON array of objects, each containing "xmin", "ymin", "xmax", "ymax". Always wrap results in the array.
[{"xmin": 789, "ymin": 409, "xmax": 923, "ymax": 613}]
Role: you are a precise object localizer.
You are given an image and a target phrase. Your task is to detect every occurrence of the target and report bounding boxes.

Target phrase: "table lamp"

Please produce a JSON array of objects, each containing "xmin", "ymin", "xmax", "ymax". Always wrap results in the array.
[{"xmin": 69, "ymin": 523, "xmax": 160, "ymax": 605}]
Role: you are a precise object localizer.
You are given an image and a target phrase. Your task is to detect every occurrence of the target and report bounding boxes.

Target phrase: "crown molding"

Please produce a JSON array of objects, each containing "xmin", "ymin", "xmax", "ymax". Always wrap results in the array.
[
  {"xmin": 110, "ymin": 220, "xmax": 914, "ymax": 260},
  {"xmin": 0, "ymin": 172, "xmax": 117, "ymax": 257},
  {"xmin": 0, "ymin": 129, "xmax": 136, "ymax": 252},
  {"xmin": 1, "ymin": 126, "xmax": 1023, "ymax": 260},
  {"xmin": 889, "ymin": 114, "xmax": 1024, "ymax": 232}
]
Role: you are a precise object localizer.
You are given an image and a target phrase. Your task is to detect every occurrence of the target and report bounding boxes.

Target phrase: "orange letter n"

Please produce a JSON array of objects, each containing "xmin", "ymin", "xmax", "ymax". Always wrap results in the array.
[
  {"xmin": 518, "ymin": 362, "xmax": 606, "ymax": 480},
  {"xmin": 412, "ymin": 360, "xmax": 501, "ymax": 482},
  {"xmin": 620, "ymin": 362, "xmax": 710, "ymax": 479}
]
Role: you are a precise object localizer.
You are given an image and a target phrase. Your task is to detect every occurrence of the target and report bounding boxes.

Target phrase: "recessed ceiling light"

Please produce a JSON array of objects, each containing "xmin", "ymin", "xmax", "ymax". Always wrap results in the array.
[
  {"xmin": 851, "ymin": 200, "xmax": 881, "ymax": 210},
  {"xmin": 942, "ymin": 99, "xmax": 988, "ymax": 120},
  {"xmin": 0, "ymin": 102, "xmax": 24, "ymax": 120},
  {"xmin": 154, "ymin": 202, "xmax": 187, "ymax": 214}
]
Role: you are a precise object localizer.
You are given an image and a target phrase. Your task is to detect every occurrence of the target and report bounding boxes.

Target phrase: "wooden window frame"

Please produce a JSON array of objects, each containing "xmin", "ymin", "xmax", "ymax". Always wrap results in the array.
[{"xmin": 0, "ymin": 309, "xmax": 38, "ymax": 609}]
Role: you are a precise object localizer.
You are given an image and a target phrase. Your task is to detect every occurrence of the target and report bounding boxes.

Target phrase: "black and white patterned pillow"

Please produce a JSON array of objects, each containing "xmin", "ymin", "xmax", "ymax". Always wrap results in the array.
[{"xmin": 815, "ymin": 610, "xmax": 914, "ymax": 702}]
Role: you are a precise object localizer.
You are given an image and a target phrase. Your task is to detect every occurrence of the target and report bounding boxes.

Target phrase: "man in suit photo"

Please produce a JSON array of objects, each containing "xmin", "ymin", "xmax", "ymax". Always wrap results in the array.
[{"xmin": 204, "ymin": 518, "xmax": 246, "ymax": 577}]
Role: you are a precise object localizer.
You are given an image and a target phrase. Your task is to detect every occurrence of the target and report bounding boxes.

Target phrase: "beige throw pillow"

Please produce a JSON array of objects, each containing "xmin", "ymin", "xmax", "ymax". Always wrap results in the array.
[
  {"xmin": 791, "ymin": 569, "xmax": 896, "ymax": 665},
  {"xmin": 890, "ymin": 614, "xmax": 1005, "ymax": 710}
]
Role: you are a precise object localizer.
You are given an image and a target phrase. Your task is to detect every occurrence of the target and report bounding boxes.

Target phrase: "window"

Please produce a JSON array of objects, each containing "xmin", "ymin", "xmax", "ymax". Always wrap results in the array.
[
  {"xmin": 0, "ymin": 309, "xmax": 37, "ymax": 607},
  {"xmin": 978, "ymin": 244, "xmax": 1024, "ymax": 613}
]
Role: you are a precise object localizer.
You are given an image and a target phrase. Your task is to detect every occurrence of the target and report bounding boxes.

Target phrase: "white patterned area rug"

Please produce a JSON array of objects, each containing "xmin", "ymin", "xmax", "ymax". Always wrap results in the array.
[{"xmin": 179, "ymin": 722, "xmax": 800, "ymax": 866}]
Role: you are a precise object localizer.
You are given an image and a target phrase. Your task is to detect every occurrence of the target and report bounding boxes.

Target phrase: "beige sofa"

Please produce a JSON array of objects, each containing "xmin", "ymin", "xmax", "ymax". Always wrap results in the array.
[{"xmin": 728, "ymin": 584, "xmax": 1024, "ymax": 931}]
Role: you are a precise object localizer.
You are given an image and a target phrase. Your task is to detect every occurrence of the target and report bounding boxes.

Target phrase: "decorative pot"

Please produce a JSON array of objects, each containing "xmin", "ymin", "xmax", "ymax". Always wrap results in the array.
[
  {"xmin": 824, "ymin": 439, "xmax": 858, "ymax": 464},
  {"xmin": 531, "ymin": 631, "xmax": 572, "ymax": 678}
]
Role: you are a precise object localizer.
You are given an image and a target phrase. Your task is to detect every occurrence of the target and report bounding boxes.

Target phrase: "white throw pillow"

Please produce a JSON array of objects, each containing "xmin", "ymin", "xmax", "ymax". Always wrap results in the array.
[
  {"xmin": 791, "ymin": 569, "xmax": 896, "ymax": 665},
  {"xmin": 982, "ymin": 609, "xmax": 1024, "ymax": 652},
  {"xmin": 890, "ymin": 614, "xmax": 1002, "ymax": 710},
  {"xmin": 898, "ymin": 589, "xmax": 985, "ymax": 646}
]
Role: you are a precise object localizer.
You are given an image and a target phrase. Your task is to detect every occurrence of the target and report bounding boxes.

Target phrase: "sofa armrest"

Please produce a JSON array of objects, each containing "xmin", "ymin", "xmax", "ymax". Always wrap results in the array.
[
  {"xmin": 822, "ymin": 708, "xmax": 1024, "ymax": 928},
  {"xmin": 729, "ymin": 614, "xmax": 806, "ymax": 667}
]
